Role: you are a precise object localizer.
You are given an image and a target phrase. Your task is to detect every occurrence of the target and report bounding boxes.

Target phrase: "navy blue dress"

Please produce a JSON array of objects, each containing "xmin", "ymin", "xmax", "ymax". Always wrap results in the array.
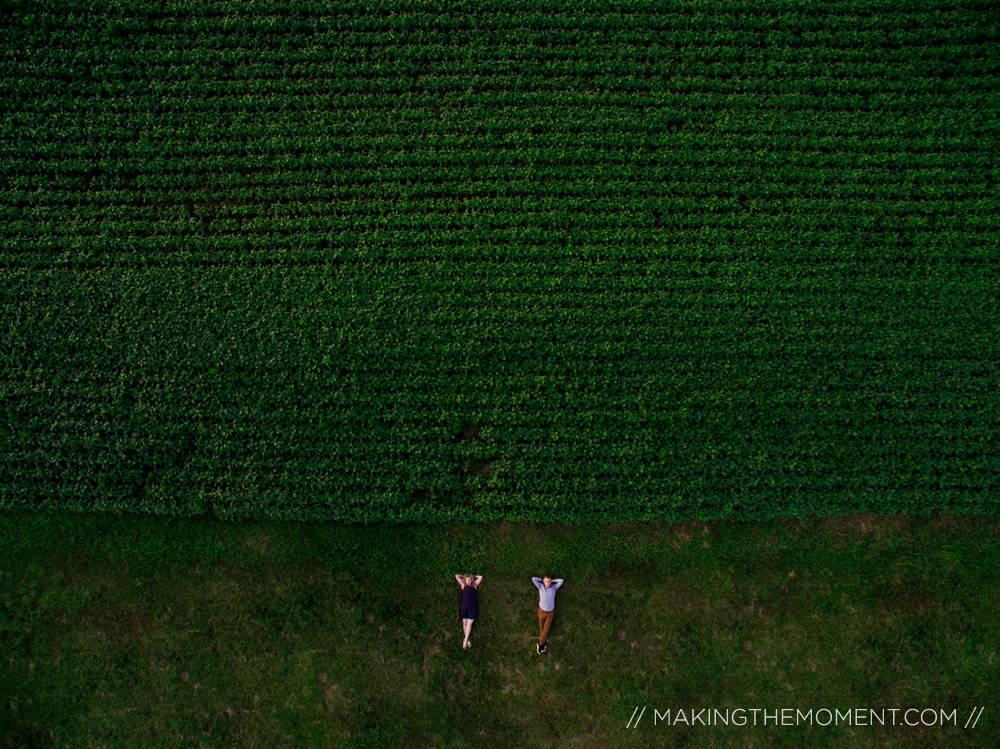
[{"xmin": 460, "ymin": 583, "xmax": 478, "ymax": 620}]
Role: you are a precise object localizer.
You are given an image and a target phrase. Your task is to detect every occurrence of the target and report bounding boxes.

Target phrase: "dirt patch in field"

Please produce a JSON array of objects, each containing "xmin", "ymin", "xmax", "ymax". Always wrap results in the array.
[
  {"xmin": 454, "ymin": 420, "xmax": 501, "ymax": 481},
  {"xmin": 926, "ymin": 508, "xmax": 969, "ymax": 533},
  {"xmin": 816, "ymin": 513, "xmax": 913, "ymax": 545},
  {"xmin": 404, "ymin": 419, "xmax": 506, "ymax": 513},
  {"xmin": 454, "ymin": 422, "xmax": 484, "ymax": 443},
  {"xmin": 800, "ymin": 511, "xmax": 994, "ymax": 549}
]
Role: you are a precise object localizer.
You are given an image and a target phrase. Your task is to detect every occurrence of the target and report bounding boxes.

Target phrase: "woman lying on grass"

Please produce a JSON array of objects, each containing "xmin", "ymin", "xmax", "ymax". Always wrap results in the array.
[{"xmin": 455, "ymin": 573, "xmax": 482, "ymax": 649}]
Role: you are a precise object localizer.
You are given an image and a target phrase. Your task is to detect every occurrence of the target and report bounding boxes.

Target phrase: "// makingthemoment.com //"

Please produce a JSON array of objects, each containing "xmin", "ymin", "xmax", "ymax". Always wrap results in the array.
[{"xmin": 625, "ymin": 706, "xmax": 985, "ymax": 730}]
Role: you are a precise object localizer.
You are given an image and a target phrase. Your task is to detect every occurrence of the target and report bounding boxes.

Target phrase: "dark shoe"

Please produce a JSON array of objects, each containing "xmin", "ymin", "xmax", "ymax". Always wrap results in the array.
[
  {"xmin": 536, "ymin": 643, "xmax": 541, "ymax": 654},
  {"xmin": 540, "ymin": 644, "xmax": 547, "ymax": 653}
]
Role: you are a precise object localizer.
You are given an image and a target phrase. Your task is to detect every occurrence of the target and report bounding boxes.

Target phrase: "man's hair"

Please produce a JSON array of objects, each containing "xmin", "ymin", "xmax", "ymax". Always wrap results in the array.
[{"xmin": 542, "ymin": 574, "xmax": 553, "ymax": 580}]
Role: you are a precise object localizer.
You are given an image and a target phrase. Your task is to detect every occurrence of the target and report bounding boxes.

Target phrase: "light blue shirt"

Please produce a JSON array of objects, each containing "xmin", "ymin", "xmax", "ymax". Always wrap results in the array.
[{"xmin": 532, "ymin": 577, "xmax": 564, "ymax": 612}]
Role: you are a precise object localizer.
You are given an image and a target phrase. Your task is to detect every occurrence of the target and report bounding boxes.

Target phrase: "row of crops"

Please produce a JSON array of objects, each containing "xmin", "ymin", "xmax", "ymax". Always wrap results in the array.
[{"xmin": 1, "ymin": 0, "xmax": 997, "ymax": 520}]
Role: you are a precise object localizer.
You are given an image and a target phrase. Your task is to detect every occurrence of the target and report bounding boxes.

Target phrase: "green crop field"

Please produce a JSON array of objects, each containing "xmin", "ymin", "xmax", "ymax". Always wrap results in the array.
[{"xmin": 1, "ymin": 0, "xmax": 998, "ymax": 522}]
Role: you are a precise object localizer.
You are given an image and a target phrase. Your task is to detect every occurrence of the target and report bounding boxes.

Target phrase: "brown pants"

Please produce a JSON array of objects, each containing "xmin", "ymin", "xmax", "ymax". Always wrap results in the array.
[{"xmin": 538, "ymin": 607, "xmax": 555, "ymax": 646}]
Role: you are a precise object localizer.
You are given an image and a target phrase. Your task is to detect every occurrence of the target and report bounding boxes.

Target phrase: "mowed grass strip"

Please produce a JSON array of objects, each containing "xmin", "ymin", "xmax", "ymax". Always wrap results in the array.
[{"xmin": 1, "ymin": 512, "xmax": 997, "ymax": 747}]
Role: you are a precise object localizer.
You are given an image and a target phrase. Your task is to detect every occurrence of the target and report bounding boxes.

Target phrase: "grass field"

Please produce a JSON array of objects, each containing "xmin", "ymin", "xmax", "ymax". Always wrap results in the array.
[{"xmin": 2, "ymin": 511, "xmax": 998, "ymax": 747}]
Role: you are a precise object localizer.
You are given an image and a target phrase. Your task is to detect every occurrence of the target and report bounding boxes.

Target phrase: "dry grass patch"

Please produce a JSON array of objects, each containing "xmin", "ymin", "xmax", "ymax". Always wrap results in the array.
[{"xmin": 818, "ymin": 513, "xmax": 914, "ymax": 547}]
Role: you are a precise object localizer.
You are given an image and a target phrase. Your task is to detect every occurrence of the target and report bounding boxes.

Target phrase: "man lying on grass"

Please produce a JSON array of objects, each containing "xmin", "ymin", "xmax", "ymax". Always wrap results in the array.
[{"xmin": 532, "ymin": 574, "xmax": 564, "ymax": 654}]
